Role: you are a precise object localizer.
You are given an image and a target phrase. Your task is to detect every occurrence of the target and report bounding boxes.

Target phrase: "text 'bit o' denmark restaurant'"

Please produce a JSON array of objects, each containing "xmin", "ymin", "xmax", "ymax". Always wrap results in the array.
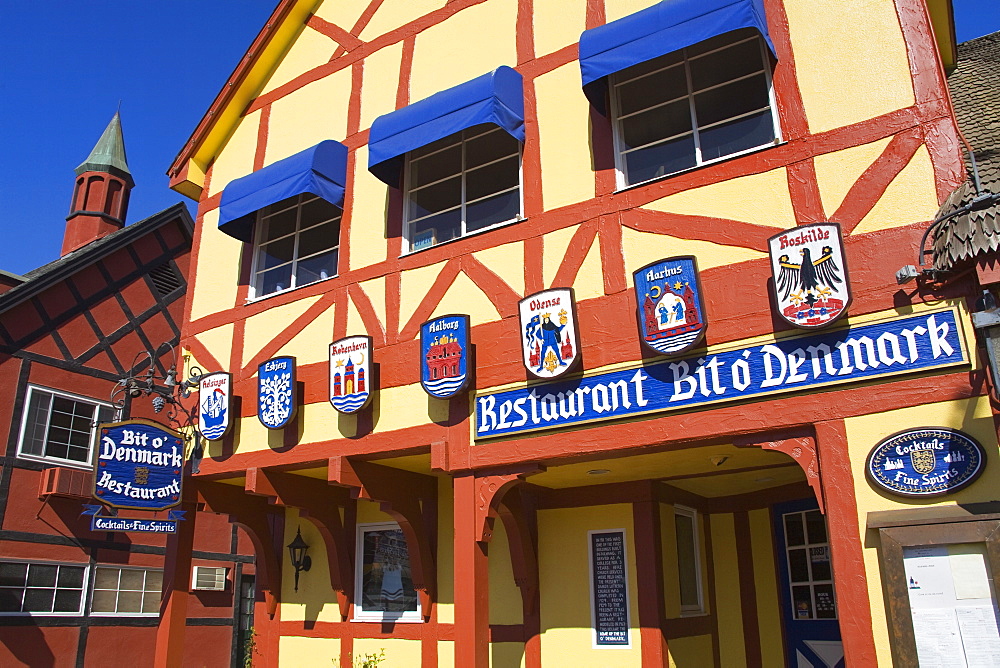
[{"xmin": 109, "ymin": 0, "xmax": 1000, "ymax": 666}]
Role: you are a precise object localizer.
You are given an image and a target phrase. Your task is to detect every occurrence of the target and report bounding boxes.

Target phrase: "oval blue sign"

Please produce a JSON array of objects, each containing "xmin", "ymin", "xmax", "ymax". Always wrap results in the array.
[{"xmin": 866, "ymin": 428, "xmax": 985, "ymax": 497}]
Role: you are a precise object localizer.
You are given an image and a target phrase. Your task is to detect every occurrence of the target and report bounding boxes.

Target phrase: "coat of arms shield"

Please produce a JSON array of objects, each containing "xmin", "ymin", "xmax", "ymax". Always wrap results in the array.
[
  {"xmin": 632, "ymin": 256, "xmax": 706, "ymax": 356},
  {"xmin": 910, "ymin": 448, "xmax": 937, "ymax": 474},
  {"xmin": 420, "ymin": 315, "xmax": 471, "ymax": 398},
  {"xmin": 198, "ymin": 372, "xmax": 232, "ymax": 441},
  {"xmin": 258, "ymin": 356, "xmax": 296, "ymax": 429},
  {"xmin": 329, "ymin": 336, "xmax": 372, "ymax": 414},
  {"xmin": 768, "ymin": 223, "xmax": 851, "ymax": 329},
  {"xmin": 519, "ymin": 288, "xmax": 581, "ymax": 379}
]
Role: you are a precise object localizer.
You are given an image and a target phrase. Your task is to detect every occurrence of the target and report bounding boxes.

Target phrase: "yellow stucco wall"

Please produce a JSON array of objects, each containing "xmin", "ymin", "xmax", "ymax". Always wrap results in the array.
[
  {"xmin": 710, "ymin": 513, "xmax": 747, "ymax": 667},
  {"xmin": 266, "ymin": 65, "xmax": 353, "ymax": 163},
  {"xmin": 535, "ymin": 63, "xmax": 595, "ymax": 212},
  {"xmin": 784, "ymin": 0, "xmax": 915, "ymax": 134},
  {"xmin": 749, "ymin": 508, "xmax": 785, "ymax": 668},
  {"xmin": 207, "ymin": 110, "xmax": 261, "ymax": 199},
  {"xmin": 846, "ymin": 395, "xmax": 1000, "ymax": 668},
  {"xmin": 537, "ymin": 505, "xmax": 642, "ymax": 666},
  {"xmin": 489, "ymin": 517, "xmax": 524, "ymax": 625},
  {"xmin": 278, "ymin": 635, "xmax": 341, "ymax": 667},
  {"xmin": 188, "ymin": 209, "xmax": 242, "ymax": 321}
]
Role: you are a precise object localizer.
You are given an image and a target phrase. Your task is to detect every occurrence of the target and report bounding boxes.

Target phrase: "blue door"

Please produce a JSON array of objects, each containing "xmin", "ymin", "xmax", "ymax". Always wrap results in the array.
[{"xmin": 773, "ymin": 498, "xmax": 844, "ymax": 668}]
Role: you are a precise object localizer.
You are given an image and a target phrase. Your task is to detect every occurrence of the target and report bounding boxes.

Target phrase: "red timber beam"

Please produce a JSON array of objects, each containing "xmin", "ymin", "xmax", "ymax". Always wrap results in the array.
[
  {"xmin": 328, "ymin": 457, "xmax": 438, "ymax": 619},
  {"xmin": 245, "ymin": 468, "xmax": 356, "ymax": 620},
  {"xmin": 154, "ymin": 502, "xmax": 197, "ymax": 668}
]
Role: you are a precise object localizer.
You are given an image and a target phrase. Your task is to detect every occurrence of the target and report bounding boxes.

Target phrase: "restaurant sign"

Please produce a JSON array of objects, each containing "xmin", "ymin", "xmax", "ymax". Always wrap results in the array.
[
  {"xmin": 476, "ymin": 308, "xmax": 968, "ymax": 439},
  {"xmin": 93, "ymin": 419, "xmax": 184, "ymax": 510},
  {"xmin": 866, "ymin": 428, "xmax": 985, "ymax": 497}
]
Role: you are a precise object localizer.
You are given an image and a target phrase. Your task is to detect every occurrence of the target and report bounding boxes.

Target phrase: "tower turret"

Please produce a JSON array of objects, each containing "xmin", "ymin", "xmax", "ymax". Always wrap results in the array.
[{"xmin": 62, "ymin": 113, "xmax": 134, "ymax": 256}]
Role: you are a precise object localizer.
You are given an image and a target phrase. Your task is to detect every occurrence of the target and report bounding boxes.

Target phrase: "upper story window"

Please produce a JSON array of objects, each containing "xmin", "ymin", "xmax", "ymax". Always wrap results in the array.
[
  {"xmin": 18, "ymin": 386, "xmax": 114, "ymax": 467},
  {"xmin": 404, "ymin": 125, "xmax": 521, "ymax": 252},
  {"xmin": 250, "ymin": 193, "xmax": 341, "ymax": 298},
  {"xmin": 0, "ymin": 560, "xmax": 87, "ymax": 615},
  {"xmin": 610, "ymin": 30, "xmax": 778, "ymax": 187}
]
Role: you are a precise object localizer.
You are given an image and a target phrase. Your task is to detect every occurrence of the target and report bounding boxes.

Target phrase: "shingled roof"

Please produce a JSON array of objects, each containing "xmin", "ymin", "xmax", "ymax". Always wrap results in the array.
[{"xmin": 932, "ymin": 31, "xmax": 1000, "ymax": 271}]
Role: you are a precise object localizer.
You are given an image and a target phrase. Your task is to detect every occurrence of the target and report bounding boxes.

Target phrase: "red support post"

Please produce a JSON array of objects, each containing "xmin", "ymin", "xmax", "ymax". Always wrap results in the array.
[
  {"xmin": 453, "ymin": 473, "xmax": 490, "ymax": 667},
  {"xmin": 154, "ymin": 502, "xmax": 196, "ymax": 668}
]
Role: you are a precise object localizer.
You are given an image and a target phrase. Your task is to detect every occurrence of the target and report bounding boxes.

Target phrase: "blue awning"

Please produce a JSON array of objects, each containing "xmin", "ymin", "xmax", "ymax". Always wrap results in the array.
[
  {"xmin": 218, "ymin": 140, "xmax": 348, "ymax": 242},
  {"xmin": 579, "ymin": 0, "xmax": 776, "ymax": 111},
  {"xmin": 368, "ymin": 66, "xmax": 525, "ymax": 186}
]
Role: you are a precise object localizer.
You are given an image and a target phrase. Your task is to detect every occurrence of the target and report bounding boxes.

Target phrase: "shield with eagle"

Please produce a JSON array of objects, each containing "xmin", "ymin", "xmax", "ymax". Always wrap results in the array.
[{"xmin": 768, "ymin": 223, "xmax": 852, "ymax": 329}]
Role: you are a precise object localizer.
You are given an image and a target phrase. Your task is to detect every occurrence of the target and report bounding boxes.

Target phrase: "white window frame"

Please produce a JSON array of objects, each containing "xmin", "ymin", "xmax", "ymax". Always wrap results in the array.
[
  {"xmin": 247, "ymin": 193, "xmax": 342, "ymax": 301},
  {"xmin": 609, "ymin": 32, "xmax": 781, "ymax": 190},
  {"xmin": 89, "ymin": 565, "xmax": 163, "ymax": 617},
  {"xmin": 192, "ymin": 566, "xmax": 228, "ymax": 591},
  {"xmin": 16, "ymin": 384, "xmax": 113, "ymax": 469},
  {"xmin": 0, "ymin": 559, "xmax": 88, "ymax": 616},
  {"xmin": 401, "ymin": 125, "xmax": 524, "ymax": 255},
  {"xmin": 352, "ymin": 521, "xmax": 423, "ymax": 623},
  {"xmin": 673, "ymin": 505, "xmax": 705, "ymax": 616}
]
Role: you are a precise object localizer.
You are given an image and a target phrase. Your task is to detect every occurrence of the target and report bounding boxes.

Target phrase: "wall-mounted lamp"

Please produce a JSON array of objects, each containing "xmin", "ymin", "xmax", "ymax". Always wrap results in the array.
[
  {"xmin": 972, "ymin": 290, "xmax": 1000, "ymax": 400},
  {"xmin": 287, "ymin": 528, "xmax": 312, "ymax": 592}
]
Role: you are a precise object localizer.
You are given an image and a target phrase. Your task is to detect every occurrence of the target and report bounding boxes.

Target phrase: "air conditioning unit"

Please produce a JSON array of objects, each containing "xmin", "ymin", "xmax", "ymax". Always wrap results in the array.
[
  {"xmin": 192, "ymin": 566, "xmax": 228, "ymax": 591},
  {"xmin": 38, "ymin": 467, "xmax": 94, "ymax": 500}
]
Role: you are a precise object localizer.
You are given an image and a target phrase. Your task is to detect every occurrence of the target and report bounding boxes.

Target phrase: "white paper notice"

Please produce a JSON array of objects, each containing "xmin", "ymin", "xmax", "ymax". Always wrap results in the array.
[
  {"xmin": 951, "ymin": 545, "xmax": 993, "ymax": 600},
  {"xmin": 957, "ymin": 606, "xmax": 1000, "ymax": 667},
  {"xmin": 912, "ymin": 608, "xmax": 967, "ymax": 667},
  {"xmin": 906, "ymin": 546, "xmax": 957, "ymax": 609}
]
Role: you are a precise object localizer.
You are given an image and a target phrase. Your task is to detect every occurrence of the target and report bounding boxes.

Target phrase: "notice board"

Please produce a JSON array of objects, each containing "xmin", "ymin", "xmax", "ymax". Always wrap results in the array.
[{"xmin": 589, "ymin": 529, "xmax": 631, "ymax": 648}]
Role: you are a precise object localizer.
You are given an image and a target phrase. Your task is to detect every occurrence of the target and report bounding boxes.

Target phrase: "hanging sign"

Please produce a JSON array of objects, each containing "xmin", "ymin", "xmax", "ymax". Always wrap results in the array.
[
  {"xmin": 82, "ymin": 505, "xmax": 186, "ymax": 534},
  {"xmin": 769, "ymin": 223, "xmax": 851, "ymax": 329},
  {"xmin": 866, "ymin": 428, "xmax": 985, "ymax": 497},
  {"xmin": 330, "ymin": 336, "xmax": 372, "ymax": 414},
  {"xmin": 520, "ymin": 288, "xmax": 581, "ymax": 379},
  {"xmin": 198, "ymin": 372, "xmax": 232, "ymax": 440},
  {"xmin": 477, "ymin": 307, "xmax": 968, "ymax": 439},
  {"xmin": 420, "ymin": 315, "xmax": 471, "ymax": 398},
  {"xmin": 92, "ymin": 419, "xmax": 184, "ymax": 511},
  {"xmin": 258, "ymin": 356, "xmax": 297, "ymax": 429},
  {"xmin": 633, "ymin": 256, "xmax": 706, "ymax": 356}
]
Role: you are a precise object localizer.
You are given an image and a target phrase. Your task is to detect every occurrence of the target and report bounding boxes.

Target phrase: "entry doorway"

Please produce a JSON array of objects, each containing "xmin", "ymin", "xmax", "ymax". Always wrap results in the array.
[{"xmin": 773, "ymin": 499, "xmax": 844, "ymax": 668}]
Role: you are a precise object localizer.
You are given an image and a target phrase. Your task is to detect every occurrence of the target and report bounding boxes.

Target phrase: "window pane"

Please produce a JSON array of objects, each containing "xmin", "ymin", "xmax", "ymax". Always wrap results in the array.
[
  {"xmin": 617, "ymin": 50, "xmax": 683, "ymax": 82},
  {"xmin": 694, "ymin": 74, "xmax": 769, "ymax": 128},
  {"xmin": 297, "ymin": 220, "xmax": 340, "ymax": 259},
  {"xmin": 117, "ymin": 591, "xmax": 143, "ymax": 613},
  {"xmin": 27, "ymin": 565, "xmax": 57, "ymax": 588},
  {"xmin": 805, "ymin": 511, "xmax": 828, "ymax": 544},
  {"xmin": 142, "ymin": 592, "xmax": 160, "ymax": 614},
  {"xmin": 810, "ymin": 546, "xmax": 832, "ymax": 581},
  {"xmin": 686, "ymin": 28, "xmax": 757, "ymax": 58},
  {"xmin": 145, "ymin": 570, "xmax": 163, "ymax": 593},
  {"xmin": 788, "ymin": 548, "xmax": 809, "ymax": 583},
  {"xmin": 53, "ymin": 589, "xmax": 82, "ymax": 613},
  {"xmin": 258, "ymin": 206, "xmax": 297, "ymax": 242},
  {"xmin": 784, "ymin": 513, "xmax": 805, "ymax": 546},
  {"xmin": 299, "ymin": 197, "xmax": 340, "ymax": 230},
  {"xmin": 94, "ymin": 567, "xmax": 119, "ymax": 590},
  {"xmin": 617, "ymin": 64, "xmax": 687, "ymax": 116},
  {"xmin": 90, "ymin": 589, "xmax": 117, "ymax": 613},
  {"xmin": 0, "ymin": 589, "xmax": 23, "ymax": 612},
  {"xmin": 624, "ymin": 134, "xmax": 697, "ymax": 184},
  {"xmin": 410, "ymin": 145, "xmax": 462, "ymax": 188},
  {"xmin": 689, "ymin": 39, "xmax": 764, "ymax": 91},
  {"xmin": 57, "ymin": 566, "xmax": 84, "ymax": 588},
  {"xmin": 466, "ymin": 190, "xmax": 520, "ymax": 232},
  {"xmin": 410, "ymin": 209, "xmax": 462, "ymax": 248},
  {"xmin": 466, "ymin": 156, "xmax": 520, "ymax": 201},
  {"xmin": 119, "ymin": 569, "xmax": 145, "ymax": 591},
  {"xmin": 23, "ymin": 588, "xmax": 55, "ymax": 613},
  {"xmin": 256, "ymin": 264, "xmax": 293, "ymax": 295},
  {"xmin": 792, "ymin": 585, "xmax": 813, "ymax": 619},
  {"xmin": 675, "ymin": 514, "xmax": 699, "ymax": 607},
  {"xmin": 0, "ymin": 563, "xmax": 27, "ymax": 587},
  {"xmin": 408, "ymin": 176, "xmax": 462, "ymax": 221},
  {"xmin": 814, "ymin": 584, "xmax": 837, "ymax": 619},
  {"xmin": 620, "ymin": 99, "xmax": 692, "ymax": 151},
  {"xmin": 296, "ymin": 250, "xmax": 339, "ymax": 286},
  {"xmin": 359, "ymin": 528, "xmax": 419, "ymax": 614},
  {"xmin": 699, "ymin": 111, "xmax": 774, "ymax": 161},
  {"xmin": 21, "ymin": 391, "xmax": 51, "ymax": 457},
  {"xmin": 411, "ymin": 133, "xmax": 461, "ymax": 161},
  {"xmin": 465, "ymin": 129, "xmax": 519, "ymax": 170},
  {"xmin": 257, "ymin": 236, "xmax": 295, "ymax": 271}
]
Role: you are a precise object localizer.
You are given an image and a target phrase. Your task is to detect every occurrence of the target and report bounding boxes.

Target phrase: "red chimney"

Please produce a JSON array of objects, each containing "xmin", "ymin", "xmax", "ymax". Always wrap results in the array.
[{"xmin": 63, "ymin": 113, "xmax": 133, "ymax": 256}]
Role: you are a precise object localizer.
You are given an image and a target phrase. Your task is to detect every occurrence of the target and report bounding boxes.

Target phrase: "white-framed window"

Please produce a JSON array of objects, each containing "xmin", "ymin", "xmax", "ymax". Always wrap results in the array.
[
  {"xmin": 353, "ymin": 522, "xmax": 422, "ymax": 622},
  {"xmin": 609, "ymin": 28, "xmax": 779, "ymax": 188},
  {"xmin": 673, "ymin": 506, "xmax": 705, "ymax": 615},
  {"xmin": 90, "ymin": 566, "xmax": 162, "ymax": 616},
  {"xmin": 0, "ymin": 560, "xmax": 87, "ymax": 615},
  {"xmin": 17, "ymin": 385, "xmax": 114, "ymax": 467},
  {"xmin": 403, "ymin": 124, "xmax": 522, "ymax": 253},
  {"xmin": 250, "ymin": 193, "xmax": 341, "ymax": 299}
]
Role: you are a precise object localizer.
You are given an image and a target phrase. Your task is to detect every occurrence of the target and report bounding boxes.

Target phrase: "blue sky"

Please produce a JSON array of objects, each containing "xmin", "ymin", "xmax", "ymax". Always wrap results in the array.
[{"xmin": 1, "ymin": 1, "xmax": 998, "ymax": 277}]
